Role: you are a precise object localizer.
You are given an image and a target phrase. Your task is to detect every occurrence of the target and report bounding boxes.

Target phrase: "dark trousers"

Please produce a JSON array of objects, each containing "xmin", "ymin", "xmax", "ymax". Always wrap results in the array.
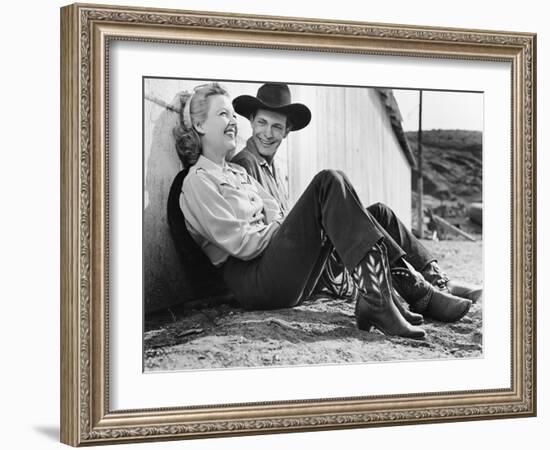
[
  {"xmin": 365, "ymin": 202, "xmax": 434, "ymax": 271},
  {"xmin": 315, "ymin": 202, "xmax": 435, "ymax": 296},
  {"xmin": 222, "ymin": 170, "xmax": 385, "ymax": 310}
]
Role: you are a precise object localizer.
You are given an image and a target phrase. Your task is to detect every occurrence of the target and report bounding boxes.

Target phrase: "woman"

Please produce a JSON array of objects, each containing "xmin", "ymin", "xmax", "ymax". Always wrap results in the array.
[{"xmin": 172, "ymin": 83, "xmax": 471, "ymax": 339}]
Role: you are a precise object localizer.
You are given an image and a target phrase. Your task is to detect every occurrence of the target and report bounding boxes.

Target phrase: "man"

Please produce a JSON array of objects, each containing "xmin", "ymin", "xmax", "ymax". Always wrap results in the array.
[
  {"xmin": 231, "ymin": 83, "xmax": 481, "ymax": 321},
  {"xmin": 231, "ymin": 84, "xmax": 310, "ymax": 216}
]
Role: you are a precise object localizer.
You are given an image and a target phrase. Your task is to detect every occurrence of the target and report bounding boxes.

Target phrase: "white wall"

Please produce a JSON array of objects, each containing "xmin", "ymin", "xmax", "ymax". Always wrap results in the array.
[
  {"xmin": 1, "ymin": 1, "xmax": 547, "ymax": 450},
  {"xmin": 288, "ymin": 86, "xmax": 412, "ymax": 225}
]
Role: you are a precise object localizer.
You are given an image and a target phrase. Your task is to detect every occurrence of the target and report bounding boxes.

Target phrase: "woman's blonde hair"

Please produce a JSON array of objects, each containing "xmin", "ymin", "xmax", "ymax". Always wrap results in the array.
[{"xmin": 173, "ymin": 83, "xmax": 230, "ymax": 168}]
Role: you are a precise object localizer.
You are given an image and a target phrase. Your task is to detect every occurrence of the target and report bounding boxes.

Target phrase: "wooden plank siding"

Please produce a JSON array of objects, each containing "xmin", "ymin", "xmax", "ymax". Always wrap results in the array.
[
  {"xmin": 143, "ymin": 80, "xmax": 412, "ymax": 312},
  {"xmin": 287, "ymin": 85, "xmax": 412, "ymax": 226}
]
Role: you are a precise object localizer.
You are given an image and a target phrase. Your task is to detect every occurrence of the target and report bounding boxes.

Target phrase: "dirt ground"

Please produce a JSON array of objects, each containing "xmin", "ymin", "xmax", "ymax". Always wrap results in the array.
[{"xmin": 144, "ymin": 239, "xmax": 483, "ymax": 371}]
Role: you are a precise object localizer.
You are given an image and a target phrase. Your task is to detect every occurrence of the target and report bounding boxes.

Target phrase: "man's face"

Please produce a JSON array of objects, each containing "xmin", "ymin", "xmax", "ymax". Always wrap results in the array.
[{"xmin": 250, "ymin": 108, "xmax": 289, "ymax": 160}]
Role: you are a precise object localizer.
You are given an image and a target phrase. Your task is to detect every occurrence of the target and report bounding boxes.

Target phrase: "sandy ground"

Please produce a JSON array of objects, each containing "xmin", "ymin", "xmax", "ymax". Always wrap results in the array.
[{"xmin": 144, "ymin": 239, "xmax": 483, "ymax": 371}]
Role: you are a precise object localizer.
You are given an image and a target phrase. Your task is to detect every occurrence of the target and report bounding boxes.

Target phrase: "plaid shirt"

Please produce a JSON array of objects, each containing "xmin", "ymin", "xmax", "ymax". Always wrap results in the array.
[{"xmin": 231, "ymin": 138, "xmax": 290, "ymax": 215}]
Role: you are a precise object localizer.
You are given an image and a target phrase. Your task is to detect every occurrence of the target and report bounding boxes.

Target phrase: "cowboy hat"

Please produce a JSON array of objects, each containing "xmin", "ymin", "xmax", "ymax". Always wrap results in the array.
[{"xmin": 233, "ymin": 83, "xmax": 312, "ymax": 131}]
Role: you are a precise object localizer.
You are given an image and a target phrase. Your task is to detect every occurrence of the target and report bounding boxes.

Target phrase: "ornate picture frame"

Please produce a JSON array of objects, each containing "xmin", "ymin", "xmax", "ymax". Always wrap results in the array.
[{"xmin": 60, "ymin": 3, "xmax": 536, "ymax": 446}]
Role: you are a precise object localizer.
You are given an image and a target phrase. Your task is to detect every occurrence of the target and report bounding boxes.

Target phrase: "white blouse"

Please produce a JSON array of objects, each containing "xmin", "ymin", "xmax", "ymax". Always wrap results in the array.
[{"xmin": 180, "ymin": 155, "xmax": 283, "ymax": 266}]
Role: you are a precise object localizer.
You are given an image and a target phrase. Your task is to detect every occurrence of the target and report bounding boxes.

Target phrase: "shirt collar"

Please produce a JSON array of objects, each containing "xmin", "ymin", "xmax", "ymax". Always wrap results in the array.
[
  {"xmin": 196, "ymin": 155, "xmax": 248, "ymax": 178},
  {"xmin": 195, "ymin": 155, "xmax": 230, "ymax": 173}
]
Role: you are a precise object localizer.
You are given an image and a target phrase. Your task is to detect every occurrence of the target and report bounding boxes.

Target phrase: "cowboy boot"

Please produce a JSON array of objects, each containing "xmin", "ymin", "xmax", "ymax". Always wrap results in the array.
[
  {"xmin": 393, "ymin": 289, "xmax": 424, "ymax": 325},
  {"xmin": 353, "ymin": 243, "xmax": 426, "ymax": 339},
  {"xmin": 312, "ymin": 253, "xmax": 423, "ymax": 326},
  {"xmin": 422, "ymin": 262, "xmax": 483, "ymax": 303},
  {"xmin": 391, "ymin": 262, "xmax": 472, "ymax": 322}
]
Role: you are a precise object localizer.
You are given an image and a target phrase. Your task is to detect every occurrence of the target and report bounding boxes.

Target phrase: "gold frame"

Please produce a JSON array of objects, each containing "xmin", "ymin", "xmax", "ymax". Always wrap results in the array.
[{"xmin": 60, "ymin": 2, "xmax": 536, "ymax": 446}]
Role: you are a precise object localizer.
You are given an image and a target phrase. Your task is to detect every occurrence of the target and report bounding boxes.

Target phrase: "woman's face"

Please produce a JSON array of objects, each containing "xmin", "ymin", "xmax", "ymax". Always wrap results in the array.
[{"xmin": 195, "ymin": 94, "xmax": 238, "ymax": 156}]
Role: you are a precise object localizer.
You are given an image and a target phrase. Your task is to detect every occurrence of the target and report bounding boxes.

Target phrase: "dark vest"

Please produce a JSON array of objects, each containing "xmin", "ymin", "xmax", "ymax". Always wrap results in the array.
[{"xmin": 167, "ymin": 169, "xmax": 230, "ymax": 300}]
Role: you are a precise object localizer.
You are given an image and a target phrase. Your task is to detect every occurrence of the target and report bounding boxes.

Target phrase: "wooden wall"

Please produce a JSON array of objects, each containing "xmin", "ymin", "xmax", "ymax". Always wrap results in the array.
[
  {"xmin": 287, "ymin": 86, "xmax": 412, "ymax": 226},
  {"xmin": 143, "ymin": 80, "xmax": 411, "ymax": 312}
]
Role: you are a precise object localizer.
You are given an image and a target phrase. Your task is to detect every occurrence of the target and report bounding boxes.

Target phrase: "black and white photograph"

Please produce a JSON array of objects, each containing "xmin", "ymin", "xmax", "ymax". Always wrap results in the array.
[{"xmin": 143, "ymin": 78, "xmax": 484, "ymax": 371}]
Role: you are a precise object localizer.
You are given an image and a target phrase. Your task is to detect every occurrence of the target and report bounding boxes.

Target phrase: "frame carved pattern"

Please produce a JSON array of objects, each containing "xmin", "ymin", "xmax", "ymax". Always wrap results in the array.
[
  {"xmin": 87, "ymin": 403, "xmax": 529, "ymax": 441},
  {"xmin": 78, "ymin": 9, "xmax": 93, "ymax": 440},
  {"xmin": 85, "ymin": 9, "xmax": 534, "ymax": 46},
  {"xmin": 61, "ymin": 3, "xmax": 536, "ymax": 446}
]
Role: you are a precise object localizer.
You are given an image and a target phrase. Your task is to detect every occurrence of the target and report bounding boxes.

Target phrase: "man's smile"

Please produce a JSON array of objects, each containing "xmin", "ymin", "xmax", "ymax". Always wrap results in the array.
[{"xmin": 258, "ymin": 137, "xmax": 275, "ymax": 146}]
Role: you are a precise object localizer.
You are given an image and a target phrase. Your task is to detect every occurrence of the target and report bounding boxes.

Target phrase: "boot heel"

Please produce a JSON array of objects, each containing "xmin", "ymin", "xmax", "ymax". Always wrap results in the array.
[{"xmin": 356, "ymin": 317, "xmax": 374, "ymax": 332}]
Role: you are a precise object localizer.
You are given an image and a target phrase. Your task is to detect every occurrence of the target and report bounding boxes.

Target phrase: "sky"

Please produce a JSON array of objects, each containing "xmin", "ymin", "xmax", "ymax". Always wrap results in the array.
[{"xmin": 393, "ymin": 89, "xmax": 484, "ymax": 132}]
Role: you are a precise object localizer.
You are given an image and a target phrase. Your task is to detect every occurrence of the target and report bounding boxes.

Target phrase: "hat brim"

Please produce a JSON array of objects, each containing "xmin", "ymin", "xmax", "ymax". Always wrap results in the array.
[{"xmin": 233, "ymin": 95, "xmax": 312, "ymax": 131}]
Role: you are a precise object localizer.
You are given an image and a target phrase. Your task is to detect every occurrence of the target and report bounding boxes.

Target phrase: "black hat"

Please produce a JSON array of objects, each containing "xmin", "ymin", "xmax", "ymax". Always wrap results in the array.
[{"xmin": 233, "ymin": 83, "xmax": 312, "ymax": 131}]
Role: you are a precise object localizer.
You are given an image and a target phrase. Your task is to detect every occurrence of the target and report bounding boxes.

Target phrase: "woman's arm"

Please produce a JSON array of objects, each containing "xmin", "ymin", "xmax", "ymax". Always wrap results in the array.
[
  {"xmin": 248, "ymin": 175, "xmax": 284, "ymax": 224},
  {"xmin": 181, "ymin": 171, "xmax": 280, "ymax": 261}
]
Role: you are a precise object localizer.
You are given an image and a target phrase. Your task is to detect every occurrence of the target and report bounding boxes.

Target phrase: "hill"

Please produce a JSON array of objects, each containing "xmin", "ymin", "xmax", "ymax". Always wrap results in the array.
[
  {"xmin": 406, "ymin": 129, "xmax": 482, "ymax": 202},
  {"xmin": 405, "ymin": 129, "xmax": 482, "ymax": 236}
]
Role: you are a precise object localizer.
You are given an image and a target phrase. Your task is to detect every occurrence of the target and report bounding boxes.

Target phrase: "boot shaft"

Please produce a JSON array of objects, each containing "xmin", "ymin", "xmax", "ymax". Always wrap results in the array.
[{"xmin": 351, "ymin": 242, "xmax": 392, "ymax": 310}]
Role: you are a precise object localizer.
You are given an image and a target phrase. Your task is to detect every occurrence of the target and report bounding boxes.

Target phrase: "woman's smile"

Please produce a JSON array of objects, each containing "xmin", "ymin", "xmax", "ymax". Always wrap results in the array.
[{"xmin": 224, "ymin": 124, "xmax": 237, "ymax": 139}]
